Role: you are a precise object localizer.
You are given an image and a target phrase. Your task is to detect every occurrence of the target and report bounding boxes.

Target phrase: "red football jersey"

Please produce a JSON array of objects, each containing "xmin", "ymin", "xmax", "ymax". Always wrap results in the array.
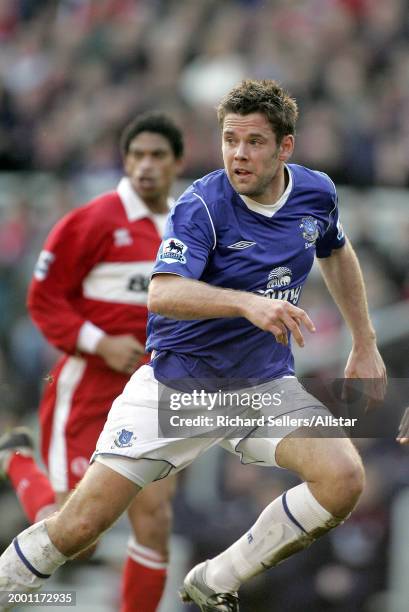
[{"xmin": 28, "ymin": 178, "xmax": 169, "ymax": 363}]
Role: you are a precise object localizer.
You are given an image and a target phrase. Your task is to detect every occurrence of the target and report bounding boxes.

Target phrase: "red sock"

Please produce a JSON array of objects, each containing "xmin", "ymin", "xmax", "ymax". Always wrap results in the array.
[
  {"xmin": 121, "ymin": 546, "xmax": 167, "ymax": 612},
  {"xmin": 7, "ymin": 454, "xmax": 56, "ymax": 523}
]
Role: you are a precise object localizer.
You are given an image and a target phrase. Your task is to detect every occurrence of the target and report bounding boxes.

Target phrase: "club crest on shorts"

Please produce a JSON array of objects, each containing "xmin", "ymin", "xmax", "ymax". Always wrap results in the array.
[
  {"xmin": 159, "ymin": 238, "xmax": 187, "ymax": 264},
  {"xmin": 299, "ymin": 216, "xmax": 319, "ymax": 248},
  {"xmin": 114, "ymin": 429, "xmax": 136, "ymax": 448}
]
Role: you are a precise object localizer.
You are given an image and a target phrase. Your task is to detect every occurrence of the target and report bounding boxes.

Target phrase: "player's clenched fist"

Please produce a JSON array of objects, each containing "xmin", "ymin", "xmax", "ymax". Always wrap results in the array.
[
  {"xmin": 397, "ymin": 406, "xmax": 409, "ymax": 445},
  {"xmin": 95, "ymin": 334, "xmax": 145, "ymax": 374},
  {"xmin": 241, "ymin": 295, "xmax": 316, "ymax": 347}
]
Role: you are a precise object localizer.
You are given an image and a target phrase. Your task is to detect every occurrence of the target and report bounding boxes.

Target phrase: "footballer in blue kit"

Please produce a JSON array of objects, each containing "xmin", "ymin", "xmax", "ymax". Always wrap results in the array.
[
  {"xmin": 0, "ymin": 80, "xmax": 386, "ymax": 612},
  {"xmin": 147, "ymin": 164, "xmax": 345, "ymax": 387}
]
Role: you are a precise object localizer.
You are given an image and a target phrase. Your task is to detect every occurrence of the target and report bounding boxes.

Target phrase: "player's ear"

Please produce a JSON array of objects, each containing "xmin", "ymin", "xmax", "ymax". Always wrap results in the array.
[
  {"xmin": 278, "ymin": 135, "xmax": 294, "ymax": 161},
  {"xmin": 123, "ymin": 153, "xmax": 132, "ymax": 176}
]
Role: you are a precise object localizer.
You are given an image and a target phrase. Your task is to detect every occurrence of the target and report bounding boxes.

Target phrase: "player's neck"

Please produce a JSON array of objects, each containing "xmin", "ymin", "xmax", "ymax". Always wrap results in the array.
[
  {"xmin": 254, "ymin": 165, "xmax": 288, "ymax": 206},
  {"xmin": 140, "ymin": 195, "xmax": 170, "ymax": 215}
]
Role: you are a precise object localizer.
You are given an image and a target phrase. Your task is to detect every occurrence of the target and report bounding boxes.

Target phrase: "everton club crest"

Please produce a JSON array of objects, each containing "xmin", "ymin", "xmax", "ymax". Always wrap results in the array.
[
  {"xmin": 299, "ymin": 216, "xmax": 319, "ymax": 249},
  {"xmin": 114, "ymin": 429, "xmax": 136, "ymax": 448}
]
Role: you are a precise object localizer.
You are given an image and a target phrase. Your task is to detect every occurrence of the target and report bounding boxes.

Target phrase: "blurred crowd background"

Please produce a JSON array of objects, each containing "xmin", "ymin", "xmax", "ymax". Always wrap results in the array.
[
  {"xmin": 1, "ymin": 1, "xmax": 409, "ymax": 611},
  {"xmin": 1, "ymin": 0, "xmax": 409, "ymax": 186}
]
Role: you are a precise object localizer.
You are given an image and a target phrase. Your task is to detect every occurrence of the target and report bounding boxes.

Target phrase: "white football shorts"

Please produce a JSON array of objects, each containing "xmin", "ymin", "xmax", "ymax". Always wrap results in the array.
[{"xmin": 91, "ymin": 365, "xmax": 332, "ymax": 487}]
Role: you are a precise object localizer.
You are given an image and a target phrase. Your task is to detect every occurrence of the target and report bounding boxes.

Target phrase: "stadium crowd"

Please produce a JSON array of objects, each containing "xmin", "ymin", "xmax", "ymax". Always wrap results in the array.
[
  {"xmin": 1, "ymin": 1, "xmax": 409, "ymax": 611},
  {"xmin": 0, "ymin": 0, "xmax": 409, "ymax": 185}
]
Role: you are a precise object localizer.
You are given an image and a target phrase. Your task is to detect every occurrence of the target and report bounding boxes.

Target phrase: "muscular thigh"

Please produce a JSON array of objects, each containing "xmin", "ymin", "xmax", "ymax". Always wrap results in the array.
[{"xmin": 275, "ymin": 426, "xmax": 362, "ymax": 482}]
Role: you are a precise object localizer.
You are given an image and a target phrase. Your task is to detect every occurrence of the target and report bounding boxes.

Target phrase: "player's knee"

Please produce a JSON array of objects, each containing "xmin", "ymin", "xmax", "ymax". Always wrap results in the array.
[
  {"xmin": 73, "ymin": 517, "xmax": 101, "ymax": 547},
  {"xmin": 157, "ymin": 498, "xmax": 173, "ymax": 527},
  {"xmin": 147, "ymin": 500, "xmax": 172, "ymax": 536},
  {"xmin": 133, "ymin": 501, "xmax": 173, "ymax": 556},
  {"xmin": 74, "ymin": 507, "xmax": 115, "ymax": 546},
  {"xmin": 326, "ymin": 455, "xmax": 365, "ymax": 516}
]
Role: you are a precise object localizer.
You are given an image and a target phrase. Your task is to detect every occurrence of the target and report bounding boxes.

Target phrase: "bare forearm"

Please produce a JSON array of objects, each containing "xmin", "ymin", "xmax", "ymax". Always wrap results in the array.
[
  {"xmin": 148, "ymin": 274, "xmax": 249, "ymax": 320},
  {"xmin": 149, "ymin": 274, "xmax": 316, "ymax": 346},
  {"xmin": 318, "ymin": 240, "xmax": 376, "ymax": 345}
]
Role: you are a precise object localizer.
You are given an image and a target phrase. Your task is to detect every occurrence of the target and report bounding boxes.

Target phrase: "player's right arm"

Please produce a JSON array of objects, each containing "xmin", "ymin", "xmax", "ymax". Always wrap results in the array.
[
  {"xmin": 149, "ymin": 275, "xmax": 314, "ymax": 347},
  {"xmin": 28, "ymin": 208, "xmax": 143, "ymax": 373}
]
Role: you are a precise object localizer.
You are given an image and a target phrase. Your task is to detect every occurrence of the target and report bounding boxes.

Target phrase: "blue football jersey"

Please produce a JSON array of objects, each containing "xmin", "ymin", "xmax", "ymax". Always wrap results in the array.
[{"xmin": 147, "ymin": 164, "xmax": 345, "ymax": 388}]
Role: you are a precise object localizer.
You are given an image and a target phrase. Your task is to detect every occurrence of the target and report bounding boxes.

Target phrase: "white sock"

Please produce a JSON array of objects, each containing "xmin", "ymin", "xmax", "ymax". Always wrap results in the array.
[
  {"xmin": 206, "ymin": 483, "xmax": 342, "ymax": 593},
  {"xmin": 0, "ymin": 521, "xmax": 67, "ymax": 603},
  {"xmin": 127, "ymin": 534, "xmax": 168, "ymax": 570}
]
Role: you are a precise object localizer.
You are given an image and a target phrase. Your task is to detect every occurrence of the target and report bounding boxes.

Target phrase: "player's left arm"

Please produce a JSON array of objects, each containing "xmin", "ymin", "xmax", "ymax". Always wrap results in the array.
[{"xmin": 317, "ymin": 238, "xmax": 387, "ymax": 390}]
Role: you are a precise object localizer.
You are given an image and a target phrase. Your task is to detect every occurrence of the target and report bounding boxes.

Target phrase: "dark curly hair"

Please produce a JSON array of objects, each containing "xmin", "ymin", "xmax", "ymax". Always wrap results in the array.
[{"xmin": 120, "ymin": 112, "xmax": 184, "ymax": 159}]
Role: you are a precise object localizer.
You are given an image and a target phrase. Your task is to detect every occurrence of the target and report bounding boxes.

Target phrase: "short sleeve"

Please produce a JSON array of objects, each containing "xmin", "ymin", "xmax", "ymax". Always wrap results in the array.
[
  {"xmin": 315, "ymin": 179, "xmax": 346, "ymax": 258},
  {"xmin": 152, "ymin": 187, "xmax": 215, "ymax": 279}
]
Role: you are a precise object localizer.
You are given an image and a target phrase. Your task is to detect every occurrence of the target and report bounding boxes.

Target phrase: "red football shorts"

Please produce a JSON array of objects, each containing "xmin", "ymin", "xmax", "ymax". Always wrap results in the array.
[{"xmin": 40, "ymin": 354, "xmax": 145, "ymax": 491}]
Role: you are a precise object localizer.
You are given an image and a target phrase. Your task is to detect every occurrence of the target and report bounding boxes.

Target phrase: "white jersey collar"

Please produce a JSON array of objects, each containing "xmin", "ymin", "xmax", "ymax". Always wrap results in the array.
[{"xmin": 239, "ymin": 165, "xmax": 293, "ymax": 218}]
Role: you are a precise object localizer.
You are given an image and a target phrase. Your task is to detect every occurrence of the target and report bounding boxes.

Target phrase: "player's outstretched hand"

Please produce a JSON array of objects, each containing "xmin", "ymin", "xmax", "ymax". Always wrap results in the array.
[
  {"xmin": 397, "ymin": 407, "xmax": 409, "ymax": 445},
  {"xmin": 95, "ymin": 334, "xmax": 145, "ymax": 374},
  {"xmin": 242, "ymin": 296, "xmax": 315, "ymax": 347}
]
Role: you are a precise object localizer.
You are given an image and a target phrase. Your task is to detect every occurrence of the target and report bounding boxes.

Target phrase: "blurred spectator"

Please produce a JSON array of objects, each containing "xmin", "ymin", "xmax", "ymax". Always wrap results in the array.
[{"xmin": 0, "ymin": 0, "xmax": 408, "ymax": 184}]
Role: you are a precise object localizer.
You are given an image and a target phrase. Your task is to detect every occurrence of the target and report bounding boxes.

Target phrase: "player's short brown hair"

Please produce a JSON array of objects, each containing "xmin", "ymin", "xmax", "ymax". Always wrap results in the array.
[{"xmin": 217, "ymin": 79, "xmax": 298, "ymax": 143}]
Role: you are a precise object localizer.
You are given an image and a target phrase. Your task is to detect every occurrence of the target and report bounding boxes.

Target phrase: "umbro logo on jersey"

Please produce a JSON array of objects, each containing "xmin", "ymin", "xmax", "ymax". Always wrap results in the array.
[{"xmin": 227, "ymin": 240, "xmax": 256, "ymax": 250}]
